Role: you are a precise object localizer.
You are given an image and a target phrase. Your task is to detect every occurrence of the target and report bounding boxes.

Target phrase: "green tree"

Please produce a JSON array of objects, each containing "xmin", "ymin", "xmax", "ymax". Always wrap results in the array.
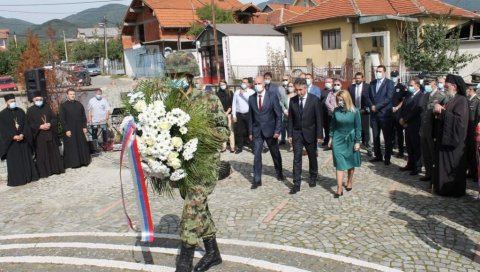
[
  {"xmin": 397, "ymin": 16, "xmax": 477, "ymax": 72},
  {"xmin": 187, "ymin": 4, "xmax": 235, "ymax": 37},
  {"xmin": 107, "ymin": 38, "xmax": 123, "ymax": 60},
  {"xmin": 0, "ymin": 41, "xmax": 25, "ymax": 77}
]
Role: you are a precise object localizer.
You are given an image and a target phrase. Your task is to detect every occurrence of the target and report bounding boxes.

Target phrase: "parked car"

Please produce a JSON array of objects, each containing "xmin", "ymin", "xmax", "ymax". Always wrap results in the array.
[
  {"xmin": 0, "ymin": 76, "xmax": 18, "ymax": 92},
  {"xmin": 86, "ymin": 63, "xmax": 101, "ymax": 76},
  {"xmin": 74, "ymin": 64, "xmax": 86, "ymax": 72}
]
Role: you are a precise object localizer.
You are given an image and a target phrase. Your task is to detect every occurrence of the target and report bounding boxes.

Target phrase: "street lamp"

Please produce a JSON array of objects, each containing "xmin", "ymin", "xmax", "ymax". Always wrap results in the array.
[{"xmin": 98, "ymin": 16, "xmax": 108, "ymax": 74}]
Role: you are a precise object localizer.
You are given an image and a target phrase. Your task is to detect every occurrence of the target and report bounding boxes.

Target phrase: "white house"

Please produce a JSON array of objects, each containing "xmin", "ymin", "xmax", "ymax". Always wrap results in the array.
[
  {"xmin": 196, "ymin": 24, "xmax": 287, "ymax": 84},
  {"xmin": 77, "ymin": 27, "xmax": 120, "ymax": 43},
  {"xmin": 0, "ymin": 29, "xmax": 9, "ymax": 50},
  {"xmin": 452, "ymin": 20, "xmax": 480, "ymax": 82}
]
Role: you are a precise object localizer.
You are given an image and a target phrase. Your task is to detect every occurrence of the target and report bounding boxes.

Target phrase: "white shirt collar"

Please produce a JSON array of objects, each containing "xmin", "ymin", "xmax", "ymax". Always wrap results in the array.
[{"xmin": 469, "ymin": 94, "xmax": 476, "ymax": 101}]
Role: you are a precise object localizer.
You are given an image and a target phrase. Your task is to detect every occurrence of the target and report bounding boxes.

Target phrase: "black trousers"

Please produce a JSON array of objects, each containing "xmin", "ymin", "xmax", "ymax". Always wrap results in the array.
[
  {"xmin": 466, "ymin": 134, "xmax": 478, "ymax": 178},
  {"xmin": 292, "ymin": 131, "xmax": 318, "ymax": 188},
  {"xmin": 234, "ymin": 112, "xmax": 249, "ymax": 149},
  {"xmin": 323, "ymin": 114, "xmax": 331, "ymax": 145},
  {"xmin": 371, "ymin": 117, "xmax": 393, "ymax": 161},
  {"xmin": 253, "ymin": 133, "xmax": 283, "ymax": 184},
  {"xmin": 393, "ymin": 117, "xmax": 405, "ymax": 154},
  {"xmin": 405, "ymin": 126, "xmax": 422, "ymax": 170}
]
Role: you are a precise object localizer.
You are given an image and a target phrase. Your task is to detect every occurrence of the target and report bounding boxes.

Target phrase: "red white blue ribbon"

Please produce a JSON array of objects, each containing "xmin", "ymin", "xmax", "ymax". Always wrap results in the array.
[{"xmin": 120, "ymin": 121, "xmax": 154, "ymax": 242}]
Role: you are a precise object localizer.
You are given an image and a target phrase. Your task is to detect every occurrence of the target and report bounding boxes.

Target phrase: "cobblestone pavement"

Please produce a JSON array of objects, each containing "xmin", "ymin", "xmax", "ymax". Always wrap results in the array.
[{"xmin": 0, "ymin": 146, "xmax": 479, "ymax": 271}]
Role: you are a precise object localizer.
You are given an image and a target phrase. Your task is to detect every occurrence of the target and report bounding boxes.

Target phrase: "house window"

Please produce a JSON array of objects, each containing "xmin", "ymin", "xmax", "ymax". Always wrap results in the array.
[
  {"xmin": 322, "ymin": 29, "xmax": 341, "ymax": 50},
  {"xmin": 137, "ymin": 24, "xmax": 145, "ymax": 43},
  {"xmin": 372, "ymin": 27, "xmax": 385, "ymax": 47},
  {"xmin": 293, "ymin": 33, "xmax": 302, "ymax": 52}
]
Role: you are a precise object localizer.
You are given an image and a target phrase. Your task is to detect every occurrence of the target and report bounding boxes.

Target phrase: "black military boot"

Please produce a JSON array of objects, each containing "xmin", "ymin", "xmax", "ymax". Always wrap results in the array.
[
  {"xmin": 193, "ymin": 236, "xmax": 222, "ymax": 271},
  {"xmin": 176, "ymin": 242, "xmax": 195, "ymax": 272}
]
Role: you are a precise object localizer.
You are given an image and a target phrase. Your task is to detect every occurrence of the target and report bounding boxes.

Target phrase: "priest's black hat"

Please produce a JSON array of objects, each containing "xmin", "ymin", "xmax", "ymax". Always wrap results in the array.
[
  {"xmin": 446, "ymin": 74, "xmax": 466, "ymax": 96},
  {"xmin": 3, "ymin": 94, "xmax": 15, "ymax": 101},
  {"xmin": 32, "ymin": 91, "xmax": 43, "ymax": 98}
]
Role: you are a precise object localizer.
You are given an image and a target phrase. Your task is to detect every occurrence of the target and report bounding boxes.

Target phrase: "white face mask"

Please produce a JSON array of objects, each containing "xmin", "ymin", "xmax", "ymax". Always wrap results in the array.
[
  {"xmin": 306, "ymin": 79, "xmax": 312, "ymax": 86},
  {"xmin": 287, "ymin": 87, "xmax": 295, "ymax": 93},
  {"xmin": 255, "ymin": 84, "xmax": 264, "ymax": 93},
  {"xmin": 438, "ymin": 83, "xmax": 444, "ymax": 89},
  {"xmin": 241, "ymin": 83, "xmax": 247, "ymax": 89},
  {"xmin": 325, "ymin": 82, "xmax": 332, "ymax": 90},
  {"xmin": 376, "ymin": 72, "xmax": 383, "ymax": 80},
  {"xmin": 220, "ymin": 84, "xmax": 227, "ymax": 90},
  {"xmin": 282, "ymin": 80, "xmax": 288, "ymax": 86},
  {"xmin": 264, "ymin": 79, "xmax": 271, "ymax": 85},
  {"xmin": 8, "ymin": 102, "xmax": 16, "ymax": 109},
  {"xmin": 333, "ymin": 85, "xmax": 341, "ymax": 92}
]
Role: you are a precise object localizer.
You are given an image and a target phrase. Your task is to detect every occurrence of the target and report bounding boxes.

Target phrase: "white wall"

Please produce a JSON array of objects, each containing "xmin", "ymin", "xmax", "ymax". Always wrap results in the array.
[
  {"xmin": 458, "ymin": 40, "xmax": 480, "ymax": 81},
  {"xmin": 124, "ymin": 49, "xmax": 135, "ymax": 77},
  {"xmin": 223, "ymin": 35, "xmax": 286, "ymax": 83}
]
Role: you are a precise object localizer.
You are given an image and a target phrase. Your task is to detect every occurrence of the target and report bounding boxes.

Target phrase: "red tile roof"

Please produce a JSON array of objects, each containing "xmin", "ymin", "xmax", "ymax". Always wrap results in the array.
[
  {"xmin": 252, "ymin": 8, "xmax": 300, "ymax": 25},
  {"xmin": 141, "ymin": 0, "xmax": 243, "ymax": 28},
  {"xmin": 282, "ymin": 0, "xmax": 479, "ymax": 26},
  {"xmin": 266, "ymin": 4, "xmax": 310, "ymax": 14}
]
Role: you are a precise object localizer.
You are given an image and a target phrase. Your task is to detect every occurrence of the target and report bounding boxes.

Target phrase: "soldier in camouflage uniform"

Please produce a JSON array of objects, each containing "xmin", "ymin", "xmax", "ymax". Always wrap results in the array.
[{"xmin": 176, "ymin": 76, "xmax": 229, "ymax": 272}]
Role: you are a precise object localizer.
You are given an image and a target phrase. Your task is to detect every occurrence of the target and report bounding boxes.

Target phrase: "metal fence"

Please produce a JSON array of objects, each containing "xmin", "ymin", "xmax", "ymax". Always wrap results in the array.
[
  {"xmin": 108, "ymin": 59, "xmax": 125, "ymax": 75},
  {"xmin": 229, "ymin": 65, "xmax": 308, "ymax": 82}
]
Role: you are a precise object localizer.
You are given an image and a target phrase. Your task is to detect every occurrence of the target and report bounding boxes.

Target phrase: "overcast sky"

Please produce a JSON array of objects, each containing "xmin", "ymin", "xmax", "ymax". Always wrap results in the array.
[{"xmin": 1, "ymin": 0, "xmax": 265, "ymax": 24}]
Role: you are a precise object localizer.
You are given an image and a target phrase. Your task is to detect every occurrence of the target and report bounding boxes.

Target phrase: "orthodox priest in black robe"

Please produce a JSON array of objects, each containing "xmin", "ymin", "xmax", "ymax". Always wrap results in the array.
[
  {"xmin": 27, "ymin": 91, "xmax": 65, "ymax": 178},
  {"xmin": 0, "ymin": 94, "xmax": 39, "ymax": 186},
  {"xmin": 432, "ymin": 74, "xmax": 468, "ymax": 197},
  {"xmin": 60, "ymin": 89, "xmax": 91, "ymax": 169}
]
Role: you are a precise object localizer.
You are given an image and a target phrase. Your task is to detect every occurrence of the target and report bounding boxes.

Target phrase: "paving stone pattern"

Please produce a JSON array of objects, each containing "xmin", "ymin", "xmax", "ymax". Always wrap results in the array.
[{"xmin": 0, "ymin": 146, "xmax": 479, "ymax": 271}]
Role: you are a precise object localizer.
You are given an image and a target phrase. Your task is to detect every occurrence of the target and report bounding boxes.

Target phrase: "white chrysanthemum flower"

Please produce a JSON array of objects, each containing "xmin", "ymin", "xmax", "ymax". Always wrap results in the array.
[
  {"xmin": 171, "ymin": 137, "xmax": 183, "ymax": 150},
  {"xmin": 170, "ymin": 169, "xmax": 186, "ymax": 181},
  {"xmin": 179, "ymin": 126, "xmax": 188, "ymax": 135},
  {"xmin": 182, "ymin": 138, "xmax": 198, "ymax": 161}
]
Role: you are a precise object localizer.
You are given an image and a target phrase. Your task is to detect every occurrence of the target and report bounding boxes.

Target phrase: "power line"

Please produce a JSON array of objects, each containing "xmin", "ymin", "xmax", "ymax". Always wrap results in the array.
[
  {"xmin": 0, "ymin": 9, "xmax": 67, "ymax": 14},
  {"xmin": 0, "ymin": 0, "xmax": 124, "ymax": 6}
]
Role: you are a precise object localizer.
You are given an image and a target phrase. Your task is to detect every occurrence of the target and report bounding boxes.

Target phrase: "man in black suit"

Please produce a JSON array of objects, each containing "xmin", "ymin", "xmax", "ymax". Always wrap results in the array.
[
  {"xmin": 391, "ymin": 70, "xmax": 407, "ymax": 158},
  {"xmin": 368, "ymin": 65, "xmax": 395, "ymax": 165},
  {"xmin": 399, "ymin": 78, "xmax": 424, "ymax": 175},
  {"xmin": 287, "ymin": 78, "xmax": 323, "ymax": 194},
  {"xmin": 248, "ymin": 76, "xmax": 284, "ymax": 189},
  {"xmin": 349, "ymin": 72, "xmax": 372, "ymax": 156}
]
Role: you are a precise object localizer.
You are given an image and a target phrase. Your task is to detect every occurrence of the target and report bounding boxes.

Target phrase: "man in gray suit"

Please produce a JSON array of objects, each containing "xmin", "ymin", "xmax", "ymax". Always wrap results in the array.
[{"xmin": 248, "ymin": 76, "xmax": 284, "ymax": 189}]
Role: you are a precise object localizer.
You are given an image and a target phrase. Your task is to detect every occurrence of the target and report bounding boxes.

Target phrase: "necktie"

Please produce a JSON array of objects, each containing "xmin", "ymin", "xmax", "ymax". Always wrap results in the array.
[
  {"xmin": 258, "ymin": 94, "xmax": 263, "ymax": 112},
  {"xmin": 356, "ymin": 85, "xmax": 361, "ymax": 107},
  {"xmin": 376, "ymin": 80, "xmax": 381, "ymax": 93},
  {"xmin": 299, "ymin": 97, "xmax": 304, "ymax": 116}
]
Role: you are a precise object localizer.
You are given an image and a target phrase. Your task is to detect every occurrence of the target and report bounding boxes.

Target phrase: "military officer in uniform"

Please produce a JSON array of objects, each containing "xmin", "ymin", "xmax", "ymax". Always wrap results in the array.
[
  {"xmin": 176, "ymin": 76, "xmax": 228, "ymax": 272},
  {"xmin": 391, "ymin": 70, "xmax": 407, "ymax": 158}
]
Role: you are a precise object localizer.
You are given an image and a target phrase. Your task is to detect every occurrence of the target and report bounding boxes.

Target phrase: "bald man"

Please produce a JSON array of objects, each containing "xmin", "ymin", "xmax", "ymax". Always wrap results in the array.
[{"xmin": 248, "ymin": 76, "xmax": 284, "ymax": 189}]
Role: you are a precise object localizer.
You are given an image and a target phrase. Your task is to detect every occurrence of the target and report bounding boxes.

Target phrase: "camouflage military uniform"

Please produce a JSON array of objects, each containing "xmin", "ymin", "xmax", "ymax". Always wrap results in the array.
[{"xmin": 180, "ymin": 88, "xmax": 229, "ymax": 246}]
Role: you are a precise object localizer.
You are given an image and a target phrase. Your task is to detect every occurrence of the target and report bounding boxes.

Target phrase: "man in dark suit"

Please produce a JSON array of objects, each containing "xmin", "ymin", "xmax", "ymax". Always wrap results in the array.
[
  {"xmin": 264, "ymin": 72, "xmax": 280, "ymax": 96},
  {"xmin": 399, "ymin": 78, "xmax": 424, "ymax": 175},
  {"xmin": 367, "ymin": 65, "xmax": 395, "ymax": 165},
  {"xmin": 391, "ymin": 70, "xmax": 407, "ymax": 158},
  {"xmin": 349, "ymin": 72, "xmax": 372, "ymax": 156},
  {"xmin": 248, "ymin": 75, "xmax": 284, "ymax": 189},
  {"xmin": 287, "ymin": 78, "xmax": 323, "ymax": 194},
  {"xmin": 466, "ymin": 84, "xmax": 480, "ymax": 180}
]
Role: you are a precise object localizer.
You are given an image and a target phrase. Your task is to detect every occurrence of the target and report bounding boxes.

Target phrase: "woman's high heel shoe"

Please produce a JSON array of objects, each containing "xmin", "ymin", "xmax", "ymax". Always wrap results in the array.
[{"xmin": 334, "ymin": 192, "xmax": 343, "ymax": 198}]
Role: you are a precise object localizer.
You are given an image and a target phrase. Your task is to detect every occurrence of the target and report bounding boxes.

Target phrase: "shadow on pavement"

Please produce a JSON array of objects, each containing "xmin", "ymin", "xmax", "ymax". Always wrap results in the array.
[{"xmin": 389, "ymin": 191, "xmax": 480, "ymax": 260}]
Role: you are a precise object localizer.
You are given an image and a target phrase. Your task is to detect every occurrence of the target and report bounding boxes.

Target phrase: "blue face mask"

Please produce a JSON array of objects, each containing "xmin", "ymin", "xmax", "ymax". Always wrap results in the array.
[
  {"xmin": 8, "ymin": 102, "xmax": 16, "ymax": 109},
  {"xmin": 34, "ymin": 100, "xmax": 44, "ymax": 107},
  {"xmin": 265, "ymin": 79, "xmax": 271, "ymax": 85},
  {"xmin": 376, "ymin": 72, "xmax": 383, "ymax": 80},
  {"xmin": 438, "ymin": 83, "xmax": 444, "ymax": 90},
  {"xmin": 424, "ymin": 85, "xmax": 433, "ymax": 93},
  {"xmin": 96, "ymin": 95, "xmax": 102, "ymax": 100},
  {"xmin": 306, "ymin": 79, "xmax": 312, "ymax": 86},
  {"xmin": 408, "ymin": 86, "xmax": 415, "ymax": 93},
  {"xmin": 391, "ymin": 77, "xmax": 398, "ymax": 83}
]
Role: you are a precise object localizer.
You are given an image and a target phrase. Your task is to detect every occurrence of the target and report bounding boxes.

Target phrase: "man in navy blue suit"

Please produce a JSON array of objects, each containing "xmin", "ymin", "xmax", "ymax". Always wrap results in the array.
[
  {"xmin": 367, "ymin": 65, "xmax": 395, "ymax": 165},
  {"xmin": 248, "ymin": 76, "xmax": 284, "ymax": 189},
  {"xmin": 348, "ymin": 72, "xmax": 372, "ymax": 156}
]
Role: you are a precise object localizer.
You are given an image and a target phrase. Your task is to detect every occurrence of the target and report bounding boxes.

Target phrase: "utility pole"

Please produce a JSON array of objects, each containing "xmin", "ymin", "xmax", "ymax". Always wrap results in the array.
[
  {"xmin": 211, "ymin": 0, "xmax": 220, "ymax": 83},
  {"xmin": 63, "ymin": 30, "xmax": 68, "ymax": 62},
  {"xmin": 103, "ymin": 16, "xmax": 108, "ymax": 74}
]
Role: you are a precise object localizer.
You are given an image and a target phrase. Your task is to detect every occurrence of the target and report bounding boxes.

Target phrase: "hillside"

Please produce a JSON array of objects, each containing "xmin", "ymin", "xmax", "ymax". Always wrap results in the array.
[
  {"xmin": 0, "ymin": 17, "xmax": 34, "ymax": 37},
  {"xmin": 29, "ymin": 19, "xmax": 79, "ymax": 40},
  {"xmin": 63, "ymin": 4, "xmax": 128, "ymax": 28}
]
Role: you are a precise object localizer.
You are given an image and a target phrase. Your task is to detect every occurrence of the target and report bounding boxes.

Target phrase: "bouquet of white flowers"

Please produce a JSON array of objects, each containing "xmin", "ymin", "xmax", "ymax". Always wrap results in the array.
[{"xmin": 122, "ymin": 79, "xmax": 223, "ymax": 197}]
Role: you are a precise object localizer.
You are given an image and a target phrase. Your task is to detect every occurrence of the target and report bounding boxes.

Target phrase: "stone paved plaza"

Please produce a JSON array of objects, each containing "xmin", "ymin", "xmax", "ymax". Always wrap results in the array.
[{"xmin": 0, "ymin": 146, "xmax": 479, "ymax": 271}]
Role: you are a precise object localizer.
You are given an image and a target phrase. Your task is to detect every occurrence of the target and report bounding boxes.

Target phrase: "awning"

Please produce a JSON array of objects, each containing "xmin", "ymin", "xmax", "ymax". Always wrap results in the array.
[{"xmin": 359, "ymin": 15, "xmax": 419, "ymax": 24}]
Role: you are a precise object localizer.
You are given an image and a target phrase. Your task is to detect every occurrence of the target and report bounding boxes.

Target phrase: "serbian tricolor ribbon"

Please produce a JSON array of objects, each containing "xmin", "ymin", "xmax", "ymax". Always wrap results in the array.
[{"xmin": 120, "ymin": 121, "xmax": 154, "ymax": 242}]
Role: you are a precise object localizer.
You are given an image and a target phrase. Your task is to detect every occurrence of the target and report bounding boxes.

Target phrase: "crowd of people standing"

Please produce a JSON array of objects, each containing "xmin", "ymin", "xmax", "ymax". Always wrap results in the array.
[
  {"xmin": 196, "ymin": 66, "xmax": 479, "ymax": 198},
  {"xmin": 0, "ymin": 88, "xmax": 112, "ymax": 187}
]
